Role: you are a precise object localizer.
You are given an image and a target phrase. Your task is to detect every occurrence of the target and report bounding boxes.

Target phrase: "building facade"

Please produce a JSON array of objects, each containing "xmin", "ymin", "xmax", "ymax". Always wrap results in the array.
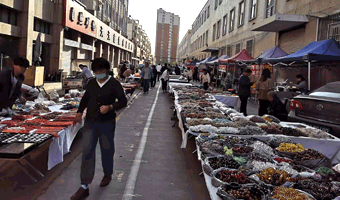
[
  {"xmin": 184, "ymin": 0, "xmax": 340, "ymax": 62},
  {"xmin": 127, "ymin": 16, "xmax": 152, "ymax": 66},
  {"xmin": 155, "ymin": 8, "xmax": 180, "ymax": 65},
  {"xmin": 79, "ymin": 0, "xmax": 129, "ymax": 37},
  {"xmin": 0, "ymin": 0, "xmax": 133, "ymax": 81},
  {"xmin": 177, "ymin": 30, "xmax": 191, "ymax": 64}
]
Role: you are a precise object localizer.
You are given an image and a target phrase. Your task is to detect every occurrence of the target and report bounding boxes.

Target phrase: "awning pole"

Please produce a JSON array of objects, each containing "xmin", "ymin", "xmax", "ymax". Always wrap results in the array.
[
  {"xmin": 0, "ymin": 53, "xmax": 3, "ymax": 71},
  {"xmin": 308, "ymin": 61, "xmax": 311, "ymax": 91}
]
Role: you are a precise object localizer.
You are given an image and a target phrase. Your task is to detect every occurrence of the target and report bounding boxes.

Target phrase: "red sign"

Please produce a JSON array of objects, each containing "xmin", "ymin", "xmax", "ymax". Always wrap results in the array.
[
  {"xmin": 63, "ymin": 0, "xmax": 97, "ymax": 37},
  {"xmin": 251, "ymin": 64, "xmax": 273, "ymax": 76}
]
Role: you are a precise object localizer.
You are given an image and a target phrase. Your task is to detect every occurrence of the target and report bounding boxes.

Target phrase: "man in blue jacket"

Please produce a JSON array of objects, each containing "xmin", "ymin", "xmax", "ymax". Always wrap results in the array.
[{"xmin": 238, "ymin": 69, "xmax": 253, "ymax": 116}]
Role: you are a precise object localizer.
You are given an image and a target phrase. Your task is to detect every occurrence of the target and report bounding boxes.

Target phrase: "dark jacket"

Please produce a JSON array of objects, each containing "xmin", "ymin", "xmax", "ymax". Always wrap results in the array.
[
  {"xmin": 161, "ymin": 66, "xmax": 167, "ymax": 73},
  {"xmin": 77, "ymin": 77, "xmax": 127, "ymax": 123},
  {"xmin": 0, "ymin": 68, "xmax": 24, "ymax": 110},
  {"xmin": 175, "ymin": 67, "xmax": 181, "ymax": 75},
  {"xmin": 268, "ymin": 98, "xmax": 288, "ymax": 121},
  {"xmin": 238, "ymin": 74, "xmax": 253, "ymax": 97}
]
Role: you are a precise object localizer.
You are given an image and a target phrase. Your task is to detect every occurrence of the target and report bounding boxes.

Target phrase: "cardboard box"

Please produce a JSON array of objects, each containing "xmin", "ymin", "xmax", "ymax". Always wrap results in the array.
[{"xmin": 24, "ymin": 66, "xmax": 44, "ymax": 87}]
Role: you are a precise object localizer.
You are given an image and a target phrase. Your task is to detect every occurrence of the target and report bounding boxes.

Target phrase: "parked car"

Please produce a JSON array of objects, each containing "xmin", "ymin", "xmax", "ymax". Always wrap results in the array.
[{"xmin": 288, "ymin": 81, "xmax": 340, "ymax": 137}]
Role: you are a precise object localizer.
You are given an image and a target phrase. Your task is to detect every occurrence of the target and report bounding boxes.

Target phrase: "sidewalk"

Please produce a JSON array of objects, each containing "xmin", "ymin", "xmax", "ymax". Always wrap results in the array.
[{"xmin": 37, "ymin": 82, "xmax": 210, "ymax": 200}]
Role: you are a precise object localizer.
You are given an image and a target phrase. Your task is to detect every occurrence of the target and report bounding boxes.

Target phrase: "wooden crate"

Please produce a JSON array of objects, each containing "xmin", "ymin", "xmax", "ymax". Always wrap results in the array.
[{"xmin": 24, "ymin": 66, "xmax": 44, "ymax": 87}]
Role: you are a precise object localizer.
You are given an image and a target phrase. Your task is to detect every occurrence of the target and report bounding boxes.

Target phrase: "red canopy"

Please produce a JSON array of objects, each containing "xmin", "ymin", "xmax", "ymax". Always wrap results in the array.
[{"xmin": 219, "ymin": 49, "xmax": 254, "ymax": 63}]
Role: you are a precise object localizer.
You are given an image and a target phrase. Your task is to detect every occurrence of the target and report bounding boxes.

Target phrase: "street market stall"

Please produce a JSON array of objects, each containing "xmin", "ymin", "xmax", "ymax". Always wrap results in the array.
[{"xmin": 169, "ymin": 85, "xmax": 340, "ymax": 200}]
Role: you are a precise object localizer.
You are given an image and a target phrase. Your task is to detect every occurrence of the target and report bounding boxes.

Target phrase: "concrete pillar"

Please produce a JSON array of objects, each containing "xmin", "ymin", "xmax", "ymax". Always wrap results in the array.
[
  {"xmin": 102, "ymin": 43, "xmax": 109, "ymax": 60},
  {"xmin": 110, "ymin": 45, "xmax": 115, "ymax": 68},
  {"xmin": 114, "ymin": 47, "xmax": 121, "ymax": 67},
  {"xmin": 90, "ymin": 38, "xmax": 95, "ymax": 60},
  {"xmin": 76, "ymin": 32, "xmax": 82, "ymax": 59},
  {"xmin": 95, "ymin": 41, "xmax": 103, "ymax": 58},
  {"xmin": 18, "ymin": 0, "xmax": 35, "ymax": 64}
]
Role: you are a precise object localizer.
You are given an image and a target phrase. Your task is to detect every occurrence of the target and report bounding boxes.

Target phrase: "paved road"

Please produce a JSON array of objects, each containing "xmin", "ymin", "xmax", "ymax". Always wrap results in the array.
[{"xmin": 37, "ymin": 82, "xmax": 210, "ymax": 200}]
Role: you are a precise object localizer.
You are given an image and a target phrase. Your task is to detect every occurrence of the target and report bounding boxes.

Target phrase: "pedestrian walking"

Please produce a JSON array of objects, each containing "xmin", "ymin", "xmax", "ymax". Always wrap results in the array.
[
  {"xmin": 161, "ymin": 67, "xmax": 170, "ymax": 92},
  {"xmin": 118, "ymin": 63, "xmax": 127, "ymax": 80},
  {"xmin": 201, "ymin": 68, "xmax": 210, "ymax": 90},
  {"xmin": 151, "ymin": 65, "xmax": 157, "ymax": 87},
  {"xmin": 238, "ymin": 68, "xmax": 253, "ymax": 116},
  {"xmin": 187, "ymin": 67, "xmax": 193, "ymax": 82},
  {"xmin": 156, "ymin": 63, "xmax": 162, "ymax": 81},
  {"xmin": 77, "ymin": 64, "xmax": 94, "ymax": 89},
  {"xmin": 71, "ymin": 58, "xmax": 127, "ymax": 200},
  {"xmin": 256, "ymin": 69, "xmax": 273, "ymax": 116},
  {"xmin": 141, "ymin": 62, "xmax": 152, "ymax": 94}
]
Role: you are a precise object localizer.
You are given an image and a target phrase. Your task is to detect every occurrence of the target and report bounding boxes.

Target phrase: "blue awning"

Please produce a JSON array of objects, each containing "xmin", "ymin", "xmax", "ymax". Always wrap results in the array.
[{"xmin": 263, "ymin": 38, "xmax": 340, "ymax": 63}]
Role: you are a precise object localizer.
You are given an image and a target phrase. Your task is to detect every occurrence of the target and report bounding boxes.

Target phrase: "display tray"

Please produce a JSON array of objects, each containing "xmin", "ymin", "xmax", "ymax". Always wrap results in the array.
[{"xmin": 0, "ymin": 142, "xmax": 37, "ymax": 159}]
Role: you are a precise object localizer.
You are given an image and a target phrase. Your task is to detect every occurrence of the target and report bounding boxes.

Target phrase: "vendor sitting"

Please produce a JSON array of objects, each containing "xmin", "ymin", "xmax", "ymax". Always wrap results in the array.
[
  {"xmin": 295, "ymin": 74, "xmax": 308, "ymax": 93},
  {"xmin": 267, "ymin": 91, "xmax": 288, "ymax": 121}
]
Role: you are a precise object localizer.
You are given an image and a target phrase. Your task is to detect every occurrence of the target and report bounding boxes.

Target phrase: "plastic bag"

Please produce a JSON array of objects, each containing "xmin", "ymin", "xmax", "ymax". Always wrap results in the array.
[
  {"xmin": 211, "ymin": 168, "xmax": 251, "ymax": 187},
  {"xmin": 263, "ymin": 115, "xmax": 280, "ymax": 124},
  {"xmin": 217, "ymin": 184, "xmax": 267, "ymax": 200},
  {"xmin": 49, "ymin": 89, "xmax": 59, "ymax": 102},
  {"xmin": 34, "ymin": 93, "xmax": 45, "ymax": 104}
]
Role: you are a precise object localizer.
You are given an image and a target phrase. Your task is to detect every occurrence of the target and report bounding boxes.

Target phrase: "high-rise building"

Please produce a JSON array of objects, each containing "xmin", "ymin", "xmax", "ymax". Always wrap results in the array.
[{"xmin": 155, "ymin": 8, "xmax": 180, "ymax": 65}]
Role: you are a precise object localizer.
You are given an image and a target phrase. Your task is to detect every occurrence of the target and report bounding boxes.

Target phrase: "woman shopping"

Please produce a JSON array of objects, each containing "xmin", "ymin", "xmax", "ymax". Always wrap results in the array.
[
  {"xmin": 267, "ymin": 91, "xmax": 288, "ymax": 121},
  {"xmin": 256, "ymin": 69, "xmax": 273, "ymax": 116},
  {"xmin": 161, "ymin": 67, "xmax": 170, "ymax": 92}
]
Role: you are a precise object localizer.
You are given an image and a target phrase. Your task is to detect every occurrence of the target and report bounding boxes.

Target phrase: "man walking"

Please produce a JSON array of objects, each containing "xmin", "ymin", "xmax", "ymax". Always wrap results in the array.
[
  {"xmin": 71, "ymin": 58, "xmax": 127, "ymax": 200},
  {"xmin": 141, "ymin": 62, "xmax": 152, "ymax": 94},
  {"xmin": 238, "ymin": 68, "xmax": 253, "ymax": 116},
  {"xmin": 156, "ymin": 63, "xmax": 162, "ymax": 81},
  {"xmin": 77, "ymin": 64, "xmax": 93, "ymax": 89}
]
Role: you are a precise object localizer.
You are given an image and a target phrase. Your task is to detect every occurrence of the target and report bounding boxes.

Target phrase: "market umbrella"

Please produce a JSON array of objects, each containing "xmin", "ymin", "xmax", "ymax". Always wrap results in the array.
[{"xmin": 33, "ymin": 33, "xmax": 42, "ymax": 66}]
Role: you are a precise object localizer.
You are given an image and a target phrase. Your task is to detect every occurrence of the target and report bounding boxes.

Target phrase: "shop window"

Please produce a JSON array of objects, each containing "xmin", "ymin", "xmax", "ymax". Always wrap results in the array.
[
  {"xmin": 246, "ymin": 40, "xmax": 254, "ymax": 57},
  {"xmin": 249, "ymin": 0, "xmax": 257, "ymax": 20},
  {"xmin": 222, "ymin": 14, "xmax": 228, "ymax": 36},
  {"xmin": 238, "ymin": 1, "xmax": 245, "ymax": 27},
  {"xmin": 229, "ymin": 9, "xmax": 235, "ymax": 32},
  {"xmin": 34, "ymin": 18, "xmax": 51, "ymax": 35},
  {"xmin": 0, "ymin": 5, "xmax": 18, "ymax": 26},
  {"xmin": 266, "ymin": 0, "xmax": 275, "ymax": 18},
  {"xmin": 227, "ymin": 46, "xmax": 232, "ymax": 57},
  {"xmin": 216, "ymin": 20, "xmax": 221, "ymax": 39},
  {"xmin": 235, "ymin": 43, "xmax": 241, "ymax": 54},
  {"xmin": 212, "ymin": 23, "xmax": 216, "ymax": 41}
]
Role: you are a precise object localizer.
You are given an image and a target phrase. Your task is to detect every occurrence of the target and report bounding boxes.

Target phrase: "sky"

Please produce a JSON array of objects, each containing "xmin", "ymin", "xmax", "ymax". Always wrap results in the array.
[{"xmin": 128, "ymin": 0, "xmax": 208, "ymax": 56}]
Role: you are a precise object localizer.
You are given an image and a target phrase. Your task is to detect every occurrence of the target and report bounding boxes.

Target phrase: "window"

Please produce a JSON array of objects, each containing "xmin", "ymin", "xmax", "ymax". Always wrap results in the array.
[
  {"xmin": 204, "ymin": 10, "xmax": 207, "ymax": 22},
  {"xmin": 235, "ymin": 43, "xmax": 241, "ymax": 54},
  {"xmin": 215, "ymin": 0, "xmax": 218, "ymax": 10},
  {"xmin": 206, "ymin": 30, "xmax": 209, "ymax": 45},
  {"xmin": 212, "ymin": 23, "xmax": 216, "ymax": 41},
  {"xmin": 238, "ymin": 1, "xmax": 245, "ymax": 26},
  {"xmin": 219, "ymin": 0, "xmax": 222, "ymax": 5},
  {"xmin": 34, "ymin": 18, "xmax": 51, "ymax": 34},
  {"xmin": 216, "ymin": 20, "xmax": 221, "ymax": 39},
  {"xmin": 266, "ymin": 0, "xmax": 275, "ymax": 18},
  {"xmin": 328, "ymin": 23, "xmax": 340, "ymax": 42},
  {"xmin": 249, "ymin": 0, "xmax": 257, "ymax": 20},
  {"xmin": 0, "ymin": 5, "xmax": 18, "ymax": 26},
  {"xmin": 222, "ymin": 14, "xmax": 228, "ymax": 35},
  {"xmin": 227, "ymin": 46, "xmax": 232, "ymax": 57},
  {"xmin": 246, "ymin": 40, "xmax": 254, "ymax": 57},
  {"xmin": 203, "ymin": 33, "xmax": 205, "ymax": 46},
  {"xmin": 229, "ymin": 9, "xmax": 235, "ymax": 32},
  {"xmin": 207, "ymin": 6, "xmax": 210, "ymax": 18}
]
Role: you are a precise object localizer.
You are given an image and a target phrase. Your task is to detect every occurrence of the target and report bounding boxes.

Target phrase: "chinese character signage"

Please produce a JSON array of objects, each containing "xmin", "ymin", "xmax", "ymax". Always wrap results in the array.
[{"xmin": 250, "ymin": 64, "xmax": 273, "ymax": 76}]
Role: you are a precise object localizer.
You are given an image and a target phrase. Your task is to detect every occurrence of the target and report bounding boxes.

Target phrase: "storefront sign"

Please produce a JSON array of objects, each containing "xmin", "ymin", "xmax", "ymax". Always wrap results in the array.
[
  {"xmin": 64, "ymin": 0, "xmax": 133, "ymax": 52},
  {"xmin": 250, "ymin": 64, "xmax": 273, "ymax": 76},
  {"xmin": 63, "ymin": 0, "xmax": 97, "ymax": 37}
]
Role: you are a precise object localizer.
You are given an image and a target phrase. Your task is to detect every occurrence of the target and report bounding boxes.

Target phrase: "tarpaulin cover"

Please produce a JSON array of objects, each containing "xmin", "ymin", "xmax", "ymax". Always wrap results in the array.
[
  {"xmin": 258, "ymin": 46, "xmax": 288, "ymax": 59},
  {"xmin": 207, "ymin": 55, "xmax": 229, "ymax": 65},
  {"xmin": 219, "ymin": 49, "xmax": 254, "ymax": 63},
  {"xmin": 264, "ymin": 38, "xmax": 340, "ymax": 63},
  {"xmin": 198, "ymin": 57, "xmax": 211, "ymax": 64}
]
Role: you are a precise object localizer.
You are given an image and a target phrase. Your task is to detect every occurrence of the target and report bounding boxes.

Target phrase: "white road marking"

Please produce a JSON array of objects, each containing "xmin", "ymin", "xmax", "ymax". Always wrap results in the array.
[{"xmin": 122, "ymin": 84, "xmax": 161, "ymax": 200}]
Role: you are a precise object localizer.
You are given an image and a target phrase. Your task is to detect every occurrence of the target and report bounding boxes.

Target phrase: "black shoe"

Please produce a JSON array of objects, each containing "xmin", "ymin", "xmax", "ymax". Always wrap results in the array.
[
  {"xmin": 100, "ymin": 175, "xmax": 112, "ymax": 187},
  {"xmin": 71, "ymin": 187, "xmax": 89, "ymax": 200}
]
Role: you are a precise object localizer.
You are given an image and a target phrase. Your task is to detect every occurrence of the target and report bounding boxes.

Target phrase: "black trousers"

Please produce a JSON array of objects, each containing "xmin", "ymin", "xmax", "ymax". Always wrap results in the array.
[
  {"xmin": 151, "ymin": 77, "xmax": 156, "ymax": 87},
  {"xmin": 203, "ymin": 82, "xmax": 209, "ymax": 90},
  {"xmin": 162, "ymin": 80, "xmax": 168, "ymax": 91},
  {"xmin": 239, "ymin": 96, "xmax": 249, "ymax": 116},
  {"xmin": 258, "ymin": 99, "xmax": 270, "ymax": 116},
  {"xmin": 157, "ymin": 72, "xmax": 162, "ymax": 81}
]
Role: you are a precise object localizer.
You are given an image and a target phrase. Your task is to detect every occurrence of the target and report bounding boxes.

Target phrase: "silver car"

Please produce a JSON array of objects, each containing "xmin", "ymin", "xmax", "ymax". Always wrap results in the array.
[{"xmin": 288, "ymin": 81, "xmax": 340, "ymax": 137}]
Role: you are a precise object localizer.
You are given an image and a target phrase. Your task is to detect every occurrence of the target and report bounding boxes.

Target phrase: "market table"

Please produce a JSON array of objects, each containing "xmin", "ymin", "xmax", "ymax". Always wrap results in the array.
[
  {"xmin": 169, "ymin": 83, "xmax": 193, "ymax": 93},
  {"xmin": 213, "ymin": 95, "xmax": 239, "ymax": 108}
]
